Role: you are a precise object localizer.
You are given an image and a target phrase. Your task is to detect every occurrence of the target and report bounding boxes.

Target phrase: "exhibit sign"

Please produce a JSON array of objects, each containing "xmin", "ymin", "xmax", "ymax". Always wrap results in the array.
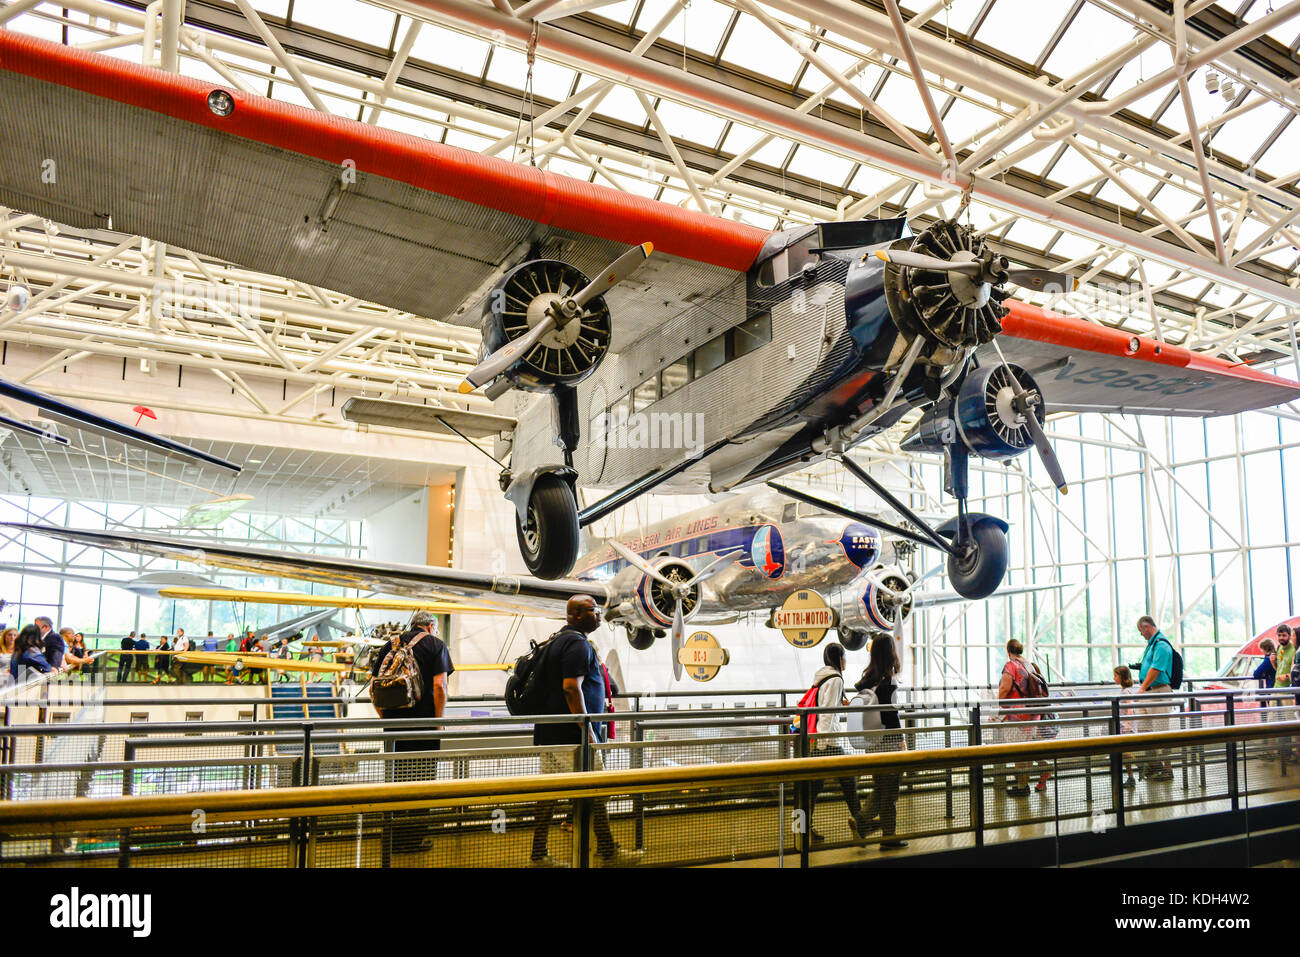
[
  {"xmin": 677, "ymin": 630, "xmax": 729, "ymax": 682},
  {"xmin": 773, "ymin": 589, "xmax": 836, "ymax": 648}
]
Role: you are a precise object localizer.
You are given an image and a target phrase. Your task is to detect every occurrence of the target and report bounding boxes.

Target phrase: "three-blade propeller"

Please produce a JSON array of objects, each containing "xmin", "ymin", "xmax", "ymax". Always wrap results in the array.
[
  {"xmin": 610, "ymin": 540, "xmax": 740, "ymax": 681},
  {"xmin": 459, "ymin": 242, "xmax": 653, "ymax": 394},
  {"xmin": 875, "ymin": 248, "xmax": 1077, "ymax": 293}
]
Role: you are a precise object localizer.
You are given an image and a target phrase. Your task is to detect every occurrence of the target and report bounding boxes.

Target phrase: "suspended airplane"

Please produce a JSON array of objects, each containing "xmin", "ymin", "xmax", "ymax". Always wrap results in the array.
[
  {"xmin": 6, "ymin": 484, "xmax": 1060, "ymax": 681},
  {"xmin": 2, "ymin": 33, "xmax": 1299, "ymax": 601}
]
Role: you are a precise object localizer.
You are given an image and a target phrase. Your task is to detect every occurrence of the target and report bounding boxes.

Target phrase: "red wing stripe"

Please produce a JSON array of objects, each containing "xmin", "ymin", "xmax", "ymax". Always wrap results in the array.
[
  {"xmin": 1003, "ymin": 299, "xmax": 1300, "ymax": 390},
  {"xmin": 0, "ymin": 32, "xmax": 771, "ymax": 271}
]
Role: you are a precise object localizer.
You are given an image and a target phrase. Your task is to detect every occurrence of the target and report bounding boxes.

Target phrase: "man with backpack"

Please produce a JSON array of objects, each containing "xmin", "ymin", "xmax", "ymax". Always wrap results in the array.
[
  {"xmin": 369, "ymin": 610, "xmax": 454, "ymax": 852},
  {"xmin": 370, "ymin": 610, "xmax": 454, "ymax": 751},
  {"xmin": 1131, "ymin": 615, "xmax": 1177, "ymax": 781},
  {"xmin": 523, "ymin": 595, "xmax": 640, "ymax": 867}
]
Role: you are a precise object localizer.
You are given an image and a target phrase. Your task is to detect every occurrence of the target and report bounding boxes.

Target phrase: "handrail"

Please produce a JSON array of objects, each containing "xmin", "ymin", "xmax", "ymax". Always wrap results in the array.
[{"xmin": 4, "ymin": 720, "xmax": 1296, "ymax": 831}]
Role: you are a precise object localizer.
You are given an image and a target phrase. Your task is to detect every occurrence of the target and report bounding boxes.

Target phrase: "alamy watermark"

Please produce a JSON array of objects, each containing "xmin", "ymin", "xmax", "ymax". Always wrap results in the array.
[{"xmin": 590, "ymin": 407, "xmax": 707, "ymax": 456}]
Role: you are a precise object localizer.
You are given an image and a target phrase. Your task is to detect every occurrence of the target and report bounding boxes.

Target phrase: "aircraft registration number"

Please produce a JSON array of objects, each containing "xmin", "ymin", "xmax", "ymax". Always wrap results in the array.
[{"xmin": 1052, "ymin": 366, "xmax": 1215, "ymax": 396}]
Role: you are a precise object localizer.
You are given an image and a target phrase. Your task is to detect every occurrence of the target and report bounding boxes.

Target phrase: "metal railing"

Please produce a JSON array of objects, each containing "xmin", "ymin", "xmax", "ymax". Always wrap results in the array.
[{"xmin": 0, "ymin": 721, "xmax": 1295, "ymax": 868}]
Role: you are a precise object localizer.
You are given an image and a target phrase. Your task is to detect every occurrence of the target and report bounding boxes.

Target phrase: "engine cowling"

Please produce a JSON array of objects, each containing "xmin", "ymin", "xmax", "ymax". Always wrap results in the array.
[
  {"xmin": 839, "ymin": 565, "xmax": 914, "ymax": 634},
  {"xmin": 480, "ymin": 259, "xmax": 612, "ymax": 392},
  {"xmin": 630, "ymin": 558, "xmax": 701, "ymax": 631},
  {"xmin": 900, "ymin": 362, "xmax": 1045, "ymax": 461}
]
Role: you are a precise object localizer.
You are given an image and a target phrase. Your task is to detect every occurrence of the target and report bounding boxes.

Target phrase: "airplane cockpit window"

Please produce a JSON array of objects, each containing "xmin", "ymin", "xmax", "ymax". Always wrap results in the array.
[
  {"xmin": 797, "ymin": 502, "xmax": 825, "ymax": 518},
  {"xmin": 782, "ymin": 503, "xmax": 797, "ymax": 523},
  {"xmin": 755, "ymin": 231, "xmax": 821, "ymax": 288},
  {"xmin": 1222, "ymin": 654, "xmax": 1261, "ymax": 679}
]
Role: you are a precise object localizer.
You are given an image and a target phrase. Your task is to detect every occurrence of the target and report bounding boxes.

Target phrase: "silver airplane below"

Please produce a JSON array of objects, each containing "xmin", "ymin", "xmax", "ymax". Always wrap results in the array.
[{"xmin": 6, "ymin": 484, "xmax": 1059, "ymax": 680}]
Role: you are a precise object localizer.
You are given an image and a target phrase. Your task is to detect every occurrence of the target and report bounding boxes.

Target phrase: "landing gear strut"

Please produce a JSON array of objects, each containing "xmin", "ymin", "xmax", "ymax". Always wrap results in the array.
[{"xmin": 767, "ymin": 444, "xmax": 1011, "ymax": 601}]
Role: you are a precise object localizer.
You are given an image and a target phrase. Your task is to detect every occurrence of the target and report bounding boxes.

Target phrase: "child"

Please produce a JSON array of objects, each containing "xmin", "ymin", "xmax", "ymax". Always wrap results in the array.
[{"xmin": 1114, "ymin": 665, "xmax": 1139, "ymax": 787}]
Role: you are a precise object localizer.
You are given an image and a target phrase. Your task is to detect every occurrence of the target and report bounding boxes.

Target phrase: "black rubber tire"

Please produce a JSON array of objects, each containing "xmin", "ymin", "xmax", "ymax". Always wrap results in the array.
[
  {"xmin": 839, "ymin": 628, "xmax": 869, "ymax": 652},
  {"xmin": 516, "ymin": 474, "xmax": 580, "ymax": 580},
  {"xmin": 947, "ymin": 519, "xmax": 1010, "ymax": 600},
  {"xmin": 627, "ymin": 628, "xmax": 656, "ymax": 651}
]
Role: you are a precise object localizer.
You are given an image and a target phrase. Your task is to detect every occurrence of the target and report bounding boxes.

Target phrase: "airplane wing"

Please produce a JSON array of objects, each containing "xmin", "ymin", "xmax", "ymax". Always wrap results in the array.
[
  {"xmin": 3, "ymin": 523, "xmax": 606, "ymax": 617},
  {"xmin": 152, "ymin": 586, "xmax": 555, "ymax": 618},
  {"xmin": 989, "ymin": 300, "xmax": 1300, "ymax": 416},
  {"xmin": 0, "ymin": 33, "xmax": 768, "ymax": 350},
  {"xmin": 911, "ymin": 580, "xmax": 1067, "ymax": 608}
]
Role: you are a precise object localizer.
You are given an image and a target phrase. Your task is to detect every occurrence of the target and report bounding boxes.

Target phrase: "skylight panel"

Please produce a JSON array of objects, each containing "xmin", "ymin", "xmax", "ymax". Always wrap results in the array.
[
  {"xmin": 590, "ymin": 0, "xmax": 638, "ymax": 27},
  {"xmin": 721, "ymin": 124, "xmax": 793, "ymax": 167},
  {"xmin": 1043, "ymin": 146, "xmax": 1104, "ymax": 190},
  {"xmin": 653, "ymin": 99, "xmax": 727, "ymax": 147},
  {"xmin": 251, "ymin": 0, "xmax": 290, "ymax": 19},
  {"xmin": 1042, "ymin": 4, "xmax": 1135, "ymax": 80},
  {"xmin": 291, "ymin": 0, "xmax": 395, "ymax": 49},
  {"xmin": 375, "ymin": 107, "xmax": 450, "ymax": 141},
  {"xmin": 973, "ymin": 0, "xmax": 1065, "ymax": 66},
  {"xmin": 1239, "ymin": 1, "xmax": 1300, "ymax": 45},
  {"xmin": 1093, "ymin": 43, "xmax": 1176, "ymax": 118},
  {"xmin": 267, "ymin": 80, "xmax": 358, "ymax": 117},
  {"xmin": 1260, "ymin": 246, "xmax": 1298, "ymax": 269},
  {"xmin": 443, "ymin": 129, "xmax": 492, "ymax": 152},
  {"xmin": 546, "ymin": 155, "xmax": 594, "ymax": 182},
  {"xmin": 1150, "ymin": 183, "xmax": 1203, "ymax": 220},
  {"xmin": 1003, "ymin": 135, "xmax": 1057, "ymax": 177},
  {"xmin": 847, "ymin": 163, "xmax": 901, "ymax": 197},
  {"xmin": 1211, "ymin": 98, "xmax": 1289, "ymax": 162},
  {"xmin": 593, "ymin": 84, "xmax": 648, "ymax": 126},
  {"xmin": 10, "ymin": 10, "xmax": 63, "ymax": 42},
  {"xmin": 917, "ymin": 0, "xmax": 986, "ymax": 36},
  {"xmin": 635, "ymin": 0, "xmax": 683, "ymax": 33},
  {"xmin": 872, "ymin": 72, "xmax": 934, "ymax": 137},
  {"xmin": 487, "ymin": 47, "xmax": 576, "ymax": 102},
  {"xmin": 821, "ymin": 64, "xmax": 887, "ymax": 108},
  {"xmin": 940, "ymin": 97, "xmax": 997, "ymax": 146},
  {"xmin": 1048, "ymin": 232, "xmax": 1105, "ymax": 262},
  {"xmin": 178, "ymin": 56, "xmax": 230, "ymax": 87},
  {"xmin": 1255, "ymin": 115, "xmax": 1300, "ymax": 181},
  {"xmin": 409, "ymin": 24, "xmax": 490, "ymax": 77},
  {"xmin": 1002, "ymin": 219, "xmax": 1058, "ymax": 250},
  {"xmin": 675, "ymin": 0, "xmax": 734, "ymax": 58},
  {"xmin": 721, "ymin": 13, "xmax": 805, "ymax": 79},
  {"xmin": 786, "ymin": 145, "xmax": 855, "ymax": 185}
]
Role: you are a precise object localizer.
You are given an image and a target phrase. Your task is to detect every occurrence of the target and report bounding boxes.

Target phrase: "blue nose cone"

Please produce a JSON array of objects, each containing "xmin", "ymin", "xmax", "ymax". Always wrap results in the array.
[{"xmin": 837, "ymin": 523, "xmax": 881, "ymax": 569}]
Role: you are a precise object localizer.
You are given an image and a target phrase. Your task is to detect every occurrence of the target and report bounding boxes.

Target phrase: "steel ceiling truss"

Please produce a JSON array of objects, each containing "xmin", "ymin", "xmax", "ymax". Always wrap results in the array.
[{"xmin": 1, "ymin": 0, "xmax": 1299, "ymax": 433}]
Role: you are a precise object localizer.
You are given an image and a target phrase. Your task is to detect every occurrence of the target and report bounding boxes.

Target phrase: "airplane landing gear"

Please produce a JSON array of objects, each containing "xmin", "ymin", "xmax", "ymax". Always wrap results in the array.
[
  {"xmin": 944, "ymin": 515, "xmax": 1009, "ymax": 600},
  {"xmin": 627, "ymin": 627, "xmax": 659, "ymax": 651},
  {"xmin": 515, "ymin": 474, "xmax": 579, "ymax": 580},
  {"xmin": 839, "ymin": 628, "xmax": 869, "ymax": 652}
]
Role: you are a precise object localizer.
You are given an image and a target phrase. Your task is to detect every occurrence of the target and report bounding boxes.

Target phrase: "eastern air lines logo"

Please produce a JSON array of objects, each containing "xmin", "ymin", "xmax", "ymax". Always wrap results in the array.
[
  {"xmin": 833, "ymin": 523, "xmax": 881, "ymax": 569},
  {"xmin": 739, "ymin": 524, "xmax": 785, "ymax": 579}
]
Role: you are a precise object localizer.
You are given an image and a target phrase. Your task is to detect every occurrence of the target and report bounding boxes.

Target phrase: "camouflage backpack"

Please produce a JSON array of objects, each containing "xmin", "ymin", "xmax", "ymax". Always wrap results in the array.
[{"xmin": 371, "ymin": 629, "xmax": 429, "ymax": 712}]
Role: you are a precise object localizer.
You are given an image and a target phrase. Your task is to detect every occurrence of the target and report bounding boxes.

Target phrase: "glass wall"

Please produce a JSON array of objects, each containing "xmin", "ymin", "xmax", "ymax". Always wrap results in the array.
[
  {"xmin": 0, "ymin": 498, "xmax": 364, "ymax": 647},
  {"xmin": 853, "ymin": 402, "xmax": 1299, "ymax": 687}
]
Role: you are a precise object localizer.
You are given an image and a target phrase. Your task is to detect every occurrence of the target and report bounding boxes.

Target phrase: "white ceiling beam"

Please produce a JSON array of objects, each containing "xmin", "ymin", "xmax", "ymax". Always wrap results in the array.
[
  {"xmin": 231, "ymin": 0, "xmax": 332, "ymax": 114},
  {"xmin": 881, "ymin": 0, "xmax": 956, "ymax": 171}
]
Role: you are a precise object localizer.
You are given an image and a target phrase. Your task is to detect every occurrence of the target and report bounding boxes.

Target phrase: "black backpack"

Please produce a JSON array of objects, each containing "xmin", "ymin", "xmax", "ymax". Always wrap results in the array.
[
  {"xmin": 1159, "ymin": 637, "xmax": 1184, "ymax": 690},
  {"xmin": 504, "ymin": 630, "xmax": 572, "ymax": 716}
]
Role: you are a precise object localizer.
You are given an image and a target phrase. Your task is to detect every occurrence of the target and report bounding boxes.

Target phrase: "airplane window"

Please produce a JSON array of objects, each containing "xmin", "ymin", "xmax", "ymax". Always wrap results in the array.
[
  {"xmin": 797, "ymin": 502, "xmax": 825, "ymax": 518},
  {"xmin": 660, "ymin": 359, "xmax": 690, "ymax": 397},
  {"xmin": 1223, "ymin": 655, "xmax": 1261, "ymax": 678},
  {"xmin": 755, "ymin": 250, "xmax": 789, "ymax": 288},
  {"xmin": 633, "ymin": 377, "xmax": 659, "ymax": 412},
  {"xmin": 609, "ymin": 392, "xmax": 632, "ymax": 427},
  {"xmin": 732, "ymin": 311, "xmax": 772, "ymax": 358},
  {"xmin": 782, "ymin": 503, "xmax": 797, "ymax": 522},
  {"xmin": 786, "ymin": 241, "xmax": 820, "ymax": 277},
  {"xmin": 693, "ymin": 336, "xmax": 727, "ymax": 377}
]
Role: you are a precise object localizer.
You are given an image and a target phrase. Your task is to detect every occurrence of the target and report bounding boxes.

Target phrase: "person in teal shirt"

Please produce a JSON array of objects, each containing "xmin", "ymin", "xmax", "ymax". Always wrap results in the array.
[{"xmin": 1129, "ymin": 616, "xmax": 1175, "ymax": 780}]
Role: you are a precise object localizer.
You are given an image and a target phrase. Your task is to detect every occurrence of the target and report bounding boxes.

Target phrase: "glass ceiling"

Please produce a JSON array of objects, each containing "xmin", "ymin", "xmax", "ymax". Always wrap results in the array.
[{"xmin": 6, "ymin": 0, "xmax": 1300, "ymax": 368}]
